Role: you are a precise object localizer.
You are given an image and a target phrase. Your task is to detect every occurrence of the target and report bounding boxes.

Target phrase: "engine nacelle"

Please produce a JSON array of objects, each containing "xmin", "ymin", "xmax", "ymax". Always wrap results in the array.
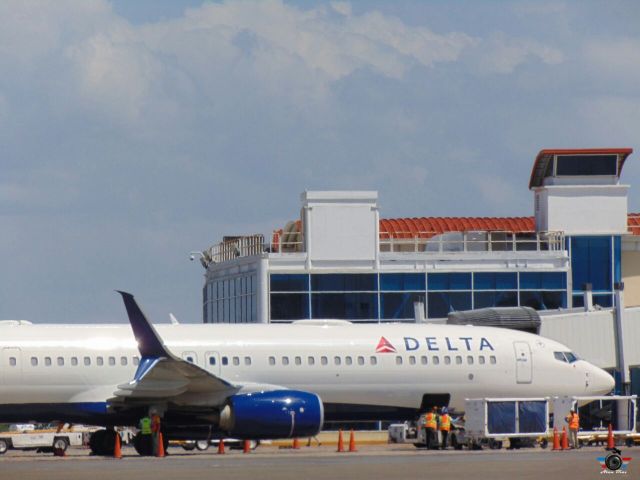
[{"xmin": 219, "ymin": 390, "xmax": 323, "ymax": 439}]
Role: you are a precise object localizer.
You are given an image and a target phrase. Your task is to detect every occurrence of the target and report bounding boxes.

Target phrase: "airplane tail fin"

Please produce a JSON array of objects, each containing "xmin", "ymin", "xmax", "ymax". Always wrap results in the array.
[{"xmin": 116, "ymin": 291, "xmax": 171, "ymax": 358}]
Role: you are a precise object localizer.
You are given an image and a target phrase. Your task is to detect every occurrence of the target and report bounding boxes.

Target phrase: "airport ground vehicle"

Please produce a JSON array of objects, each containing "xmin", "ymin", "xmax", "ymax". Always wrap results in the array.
[
  {"xmin": 0, "ymin": 425, "xmax": 83, "ymax": 455},
  {"xmin": 388, "ymin": 414, "xmax": 466, "ymax": 449},
  {"xmin": 175, "ymin": 438, "xmax": 259, "ymax": 451}
]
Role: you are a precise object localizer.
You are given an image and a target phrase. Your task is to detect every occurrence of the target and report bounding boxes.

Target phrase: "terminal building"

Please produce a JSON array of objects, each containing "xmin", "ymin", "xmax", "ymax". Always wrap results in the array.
[{"xmin": 194, "ymin": 148, "xmax": 640, "ymax": 397}]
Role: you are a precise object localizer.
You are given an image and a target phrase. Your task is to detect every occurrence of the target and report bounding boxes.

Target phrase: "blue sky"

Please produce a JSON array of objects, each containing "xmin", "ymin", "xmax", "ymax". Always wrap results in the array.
[{"xmin": 1, "ymin": 0, "xmax": 639, "ymax": 324}]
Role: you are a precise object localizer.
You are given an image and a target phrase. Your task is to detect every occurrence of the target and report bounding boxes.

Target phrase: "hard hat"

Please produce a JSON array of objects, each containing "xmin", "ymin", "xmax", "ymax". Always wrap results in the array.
[{"xmin": 441, "ymin": 407, "xmax": 448, "ymax": 414}]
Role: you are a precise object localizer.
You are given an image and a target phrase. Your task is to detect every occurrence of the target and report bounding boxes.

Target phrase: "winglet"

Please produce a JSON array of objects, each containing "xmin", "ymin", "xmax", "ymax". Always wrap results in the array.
[{"xmin": 117, "ymin": 291, "xmax": 171, "ymax": 358}]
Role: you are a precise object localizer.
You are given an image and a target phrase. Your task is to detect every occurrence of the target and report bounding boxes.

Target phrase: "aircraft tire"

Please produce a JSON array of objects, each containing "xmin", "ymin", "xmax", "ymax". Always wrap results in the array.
[{"xmin": 89, "ymin": 429, "xmax": 116, "ymax": 456}]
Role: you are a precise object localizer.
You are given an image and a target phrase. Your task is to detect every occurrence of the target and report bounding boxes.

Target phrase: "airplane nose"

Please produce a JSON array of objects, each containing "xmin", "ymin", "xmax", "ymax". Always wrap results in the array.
[{"xmin": 589, "ymin": 367, "xmax": 615, "ymax": 394}]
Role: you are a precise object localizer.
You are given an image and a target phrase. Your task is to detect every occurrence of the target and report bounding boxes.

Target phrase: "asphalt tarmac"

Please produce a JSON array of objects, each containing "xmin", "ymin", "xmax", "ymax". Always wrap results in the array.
[{"xmin": 1, "ymin": 444, "xmax": 637, "ymax": 480}]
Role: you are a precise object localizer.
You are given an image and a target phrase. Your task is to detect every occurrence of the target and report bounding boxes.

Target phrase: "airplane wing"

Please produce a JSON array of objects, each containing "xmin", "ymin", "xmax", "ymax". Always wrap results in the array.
[{"xmin": 112, "ymin": 291, "xmax": 238, "ymax": 403}]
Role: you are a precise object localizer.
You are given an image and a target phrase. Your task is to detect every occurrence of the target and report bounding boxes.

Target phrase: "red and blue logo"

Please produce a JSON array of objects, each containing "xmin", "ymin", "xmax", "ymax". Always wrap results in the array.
[{"xmin": 597, "ymin": 449, "xmax": 632, "ymax": 474}]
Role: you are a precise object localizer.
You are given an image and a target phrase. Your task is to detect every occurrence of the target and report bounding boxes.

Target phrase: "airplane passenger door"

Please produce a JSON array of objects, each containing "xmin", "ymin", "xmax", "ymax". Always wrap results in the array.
[
  {"xmin": 205, "ymin": 351, "xmax": 221, "ymax": 376},
  {"xmin": 513, "ymin": 342, "xmax": 532, "ymax": 384},
  {"xmin": 1, "ymin": 348, "xmax": 22, "ymax": 385}
]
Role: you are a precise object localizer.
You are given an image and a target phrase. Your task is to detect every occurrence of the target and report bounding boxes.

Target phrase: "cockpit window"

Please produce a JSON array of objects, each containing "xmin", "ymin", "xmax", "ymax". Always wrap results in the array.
[
  {"xmin": 554, "ymin": 351, "xmax": 579, "ymax": 363},
  {"xmin": 564, "ymin": 352, "xmax": 578, "ymax": 363},
  {"xmin": 554, "ymin": 352, "xmax": 567, "ymax": 362}
]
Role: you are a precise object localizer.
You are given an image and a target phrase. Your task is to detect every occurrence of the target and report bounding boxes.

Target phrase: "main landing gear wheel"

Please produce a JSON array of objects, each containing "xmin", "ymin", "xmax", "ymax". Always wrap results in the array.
[
  {"xmin": 89, "ymin": 429, "xmax": 117, "ymax": 456},
  {"xmin": 133, "ymin": 433, "xmax": 169, "ymax": 456}
]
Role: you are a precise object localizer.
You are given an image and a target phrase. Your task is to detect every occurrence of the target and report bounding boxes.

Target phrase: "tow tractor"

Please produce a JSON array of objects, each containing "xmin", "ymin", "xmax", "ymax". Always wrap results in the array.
[
  {"xmin": 388, "ymin": 413, "xmax": 466, "ymax": 449},
  {"xmin": 0, "ymin": 424, "xmax": 83, "ymax": 456}
]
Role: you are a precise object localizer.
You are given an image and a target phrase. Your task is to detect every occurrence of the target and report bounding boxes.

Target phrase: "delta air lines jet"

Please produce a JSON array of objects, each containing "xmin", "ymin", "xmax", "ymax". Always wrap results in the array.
[{"xmin": 0, "ymin": 292, "xmax": 614, "ymax": 455}]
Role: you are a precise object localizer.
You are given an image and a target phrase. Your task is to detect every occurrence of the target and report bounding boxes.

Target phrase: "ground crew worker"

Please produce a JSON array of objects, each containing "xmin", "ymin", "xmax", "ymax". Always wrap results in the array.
[
  {"xmin": 151, "ymin": 411, "xmax": 162, "ymax": 455},
  {"xmin": 139, "ymin": 414, "xmax": 152, "ymax": 453},
  {"xmin": 439, "ymin": 407, "xmax": 451, "ymax": 450},
  {"xmin": 565, "ymin": 409, "xmax": 580, "ymax": 449},
  {"xmin": 424, "ymin": 406, "xmax": 438, "ymax": 449}
]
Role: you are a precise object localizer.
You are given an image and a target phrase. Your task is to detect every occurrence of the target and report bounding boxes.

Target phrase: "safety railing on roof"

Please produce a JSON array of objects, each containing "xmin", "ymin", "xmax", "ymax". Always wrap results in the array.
[
  {"xmin": 202, "ymin": 234, "xmax": 266, "ymax": 265},
  {"xmin": 379, "ymin": 231, "xmax": 565, "ymax": 254}
]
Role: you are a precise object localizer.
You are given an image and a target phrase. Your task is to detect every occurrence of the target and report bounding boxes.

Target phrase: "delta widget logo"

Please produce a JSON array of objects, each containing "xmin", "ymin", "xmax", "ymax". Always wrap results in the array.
[
  {"xmin": 375, "ymin": 337, "xmax": 397, "ymax": 353},
  {"xmin": 597, "ymin": 448, "xmax": 632, "ymax": 474}
]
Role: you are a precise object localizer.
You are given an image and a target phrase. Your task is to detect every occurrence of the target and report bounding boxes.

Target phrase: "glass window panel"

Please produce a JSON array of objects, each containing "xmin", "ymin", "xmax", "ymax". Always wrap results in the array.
[
  {"xmin": 444, "ymin": 356, "xmax": 451, "ymax": 365},
  {"xmin": 421, "ymin": 356, "xmax": 428, "ymax": 365},
  {"xmin": 427, "ymin": 292, "xmax": 472, "ymax": 318},
  {"xmin": 380, "ymin": 273, "xmax": 425, "ymax": 291},
  {"xmin": 571, "ymin": 236, "xmax": 612, "ymax": 292},
  {"xmin": 593, "ymin": 294, "xmax": 613, "ymax": 308},
  {"xmin": 370, "ymin": 356, "xmax": 377, "ymax": 365},
  {"xmin": 345, "ymin": 356, "xmax": 352, "ymax": 365},
  {"xmin": 432, "ymin": 356, "xmax": 440, "ymax": 365},
  {"xmin": 428, "ymin": 273, "xmax": 471, "ymax": 291},
  {"xmin": 209, "ymin": 357, "xmax": 216, "ymax": 366},
  {"xmin": 71, "ymin": 357, "xmax": 78, "ymax": 366},
  {"xmin": 321, "ymin": 356, "xmax": 328, "ymax": 365},
  {"xmin": 9, "ymin": 357, "xmax": 16, "ymax": 366},
  {"xmin": 311, "ymin": 293, "xmax": 378, "ymax": 320},
  {"xmin": 308, "ymin": 356, "xmax": 315, "ymax": 366},
  {"xmin": 409, "ymin": 356, "xmax": 416, "ymax": 365},
  {"xmin": 520, "ymin": 272, "xmax": 567, "ymax": 290},
  {"xmin": 109, "ymin": 356, "xmax": 116, "ymax": 366},
  {"xmin": 519, "ymin": 291, "xmax": 566, "ymax": 310},
  {"xmin": 334, "ymin": 356, "xmax": 341, "ymax": 365},
  {"xmin": 57, "ymin": 357, "xmax": 64, "ymax": 366},
  {"xmin": 467, "ymin": 356, "xmax": 474, "ymax": 364},
  {"xmin": 282, "ymin": 356, "xmax": 289, "ymax": 365},
  {"xmin": 121, "ymin": 356, "xmax": 127, "ymax": 366},
  {"xmin": 96, "ymin": 357, "xmax": 103, "ymax": 366},
  {"xmin": 395, "ymin": 356, "xmax": 403, "ymax": 365},
  {"xmin": 245, "ymin": 356, "xmax": 251, "ymax": 366},
  {"xmin": 490, "ymin": 356, "xmax": 497, "ymax": 364},
  {"xmin": 556, "ymin": 154, "xmax": 617, "ymax": 176},
  {"xmin": 270, "ymin": 274, "xmax": 309, "ymax": 292},
  {"xmin": 269, "ymin": 356, "xmax": 275, "ymax": 366},
  {"xmin": 455, "ymin": 356, "xmax": 462, "ymax": 365},
  {"xmin": 295, "ymin": 356, "xmax": 302, "ymax": 365},
  {"xmin": 473, "ymin": 291, "xmax": 518, "ymax": 309},
  {"xmin": 311, "ymin": 274, "xmax": 378, "ymax": 292},
  {"xmin": 270, "ymin": 293, "xmax": 310, "ymax": 321},
  {"xmin": 357, "ymin": 356, "xmax": 365, "ymax": 365},
  {"xmin": 84, "ymin": 357, "xmax": 91, "ymax": 366},
  {"xmin": 381, "ymin": 292, "xmax": 425, "ymax": 319},
  {"xmin": 474, "ymin": 272, "xmax": 517, "ymax": 290},
  {"xmin": 222, "ymin": 356, "xmax": 228, "ymax": 366},
  {"xmin": 233, "ymin": 357, "xmax": 240, "ymax": 366},
  {"xmin": 479, "ymin": 356, "xmax": 485, "ymax": 365},
  {"xmin": 133, "ymin": 356, "xmax": 139, "ymax": 366},
  {"xmin": 31, "ymin": 357, "xmax": 38, "ymax": 366}
]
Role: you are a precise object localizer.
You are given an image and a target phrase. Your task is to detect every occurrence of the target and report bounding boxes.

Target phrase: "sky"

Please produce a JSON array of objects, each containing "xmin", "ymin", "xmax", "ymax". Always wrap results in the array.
[{"xmin": 1, "ymin": 0, "xmax": 639, "ymax": 324}]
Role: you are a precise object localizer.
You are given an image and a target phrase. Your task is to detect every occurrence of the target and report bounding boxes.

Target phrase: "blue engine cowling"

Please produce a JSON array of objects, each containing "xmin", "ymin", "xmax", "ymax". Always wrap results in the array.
[{"xmin": 219, "ymin": 390, "xmax": 323, "ymax": 439}]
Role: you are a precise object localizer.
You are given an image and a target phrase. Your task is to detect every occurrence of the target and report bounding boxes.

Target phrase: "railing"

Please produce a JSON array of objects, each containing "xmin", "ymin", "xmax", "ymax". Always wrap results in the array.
[
  {"xmin": 379, "ymin": 231, "xmax": 565, "ymax": 254},
  {"xmin": 203, "ymin": 234, "xmax": 266, "ymax": 265}
]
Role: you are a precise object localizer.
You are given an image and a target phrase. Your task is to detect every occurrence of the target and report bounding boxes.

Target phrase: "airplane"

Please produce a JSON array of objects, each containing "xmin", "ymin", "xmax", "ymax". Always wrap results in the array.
[{"xmin": 0, "ymin": 292, "xmax": 614, "ymax": 455}]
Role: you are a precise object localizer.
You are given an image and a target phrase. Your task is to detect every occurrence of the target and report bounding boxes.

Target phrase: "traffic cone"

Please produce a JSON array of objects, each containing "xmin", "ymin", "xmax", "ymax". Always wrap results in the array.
[
  {"xmin": 336, "ymin": 429, "xmax": 344, "ymax": 452},
  {"xmin": 552, "ymin": 428, "xmax": 561, "ymax": 451},
  {"xmin": 292, "ymin": 437, "xmax": 300, "ymax": 450},
  {"xmin": 348, "ymin": 429, "xmax": 357, "ymax": 452},
  {"xmin": 561, "ymin": 427, "xmax": 569, "ymax": 450},
  {"xmin": 114, "ymin": 433, "xmax": 122, "ymax": 459},
  {"xmin": 156, "ymin": 432, "xmax": 165, "ymax": 458},
  {"xmin": 217, "ymin": 439, "xmax": 225, "ymax": 455},
  {"xmin": 607, "ymin": 424, "xmax": 615, "ymax": 449},
  {"xmin": 243, "ymin": 440, "xmax": 251, "ymax": 454}
]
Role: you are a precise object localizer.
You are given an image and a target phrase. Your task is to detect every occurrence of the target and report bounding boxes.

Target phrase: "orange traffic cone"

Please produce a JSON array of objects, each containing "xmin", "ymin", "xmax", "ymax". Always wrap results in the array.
[
  {"xmin": 561, "ymin": 427, "xmax": 569, "ymax": 450},
  {"xmin": 336, "ymin": 429, "xmax": 344, "ymax": 452},
  {"xmin": 552, "ymin": 428, "xmax": 561, "ymax": 451},
  {"xmin": 348, "ymin": 429, "xmax": 357, "ymax": 452},
  {"xmin": 292, "ymin": 437, "xmax": 300, "ymax": 450},
  {"xmin": 607, "ymin": 424, "xmax": 615, "ymax": 449},
  {"xmin": 114, "ymin": 433, "xmax": 122, "ymax": 459},
  {"xmin": 243, "ymin": 440, "xmax": 251, "ymax": 454},
  {"xmin": 156, "ymin": 432, "xmax": 165, "ymax": 458},
  {"xmin": 217, "ymin": 439, "xmax": 225, "ymax": 454}
]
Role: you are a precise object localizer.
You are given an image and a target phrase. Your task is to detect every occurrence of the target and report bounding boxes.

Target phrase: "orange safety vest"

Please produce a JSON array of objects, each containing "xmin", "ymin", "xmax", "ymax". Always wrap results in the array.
[
  {"xmin": 425, "ymin": 413, "xmax": 437, "ymax": 430},
  {"xmin": 568, "ymin": 413, "xmax": 579, "ymax": 431},
  {"xmin": 151, "ymin": 414, "xmax": 161, "ymax": 433},
  {"xmin": 439, "ymin": 414, "xmax": 451, "ymax": 431}
]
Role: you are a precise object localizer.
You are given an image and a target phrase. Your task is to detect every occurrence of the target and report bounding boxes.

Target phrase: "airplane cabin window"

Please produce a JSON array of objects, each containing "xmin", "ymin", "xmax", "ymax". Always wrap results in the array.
[
  {"xmin": 432, "ymin": 356, "xmax": 440, "ymax": 365},
  {"xmin": 490, "ymin": 356, "xmax": 497, "ymax": 364},
  {"xmin": 97, "ymin": 357, "xmax": 104, "ymax": 366},
  {"xmin": 395, "ymin": 356, "xmax": 403, "ymax": 365},
  {"xmin": 209, "ymin": 357, "xmax": 217, "ymax": 366},
  {"xmin": 133, "ymin": 356, "xmax": 139, "ymax": 366},
  {"xmin": 370, "ymin": 356, "xmax": 378, "ymax": 365},
  {"xmin": 308, "ymin": 356, "xmax": 315, "ymax": 366},
  {"xmin": 222, "ymin": 356, "xmax": 229, "ymax": 366},
  {"xmin": 282, "ymin": 356, "xmax": 290, "ymax": 366},
  {"xmin": 467, "ymin": 356, "xmax": 474, "ymax": 365},
  {"xmin": 357, "ymin": 356, "xmax": 365, "ymax": 366},
  {"xmin": 456, "ymin": 356, "xmax": 462, "ymax": 365},
  {"xmin": 334, "ymin": 356, "xmax": 341, "ymax": 366},
  {"xmin": 345, "ymin": 356, "xmax": 352, "ymax": 365},
  {"xmin": 9, "ymin": 357, "xmax": 16, "ymax": 366},
  {"xmin": 444, "ymin": 356, "xmax": 451, "ymax": 365},
  {"xmin": 84, "ymin": 357, "xmax": 91, "ymax": 366},
  {"xmin": 269, "ymin": 356, "xmax": 276, "ymax": 366},
  {"xmin": 295, "ymin": 356, "xmax": 302, "ymax": 365},
  {"xmin": 45, "ymin": 357, "xmax": 52, "ymax": 366},
  {"xmin": 554, "ymin": 352, "xmax": 567, "ymax": 363},
  {"xmin": 409, "ymin": 356, "xmax": 416, "ymax": 365},
  {"xmin": 71, "ymin": 357, "xmax": 78, "ymax": 366},
  {"xmin": 57, "ymin": 357, "xmax": 64, "ymax": 366},
  {"xmin": 479, "ymin": 356, "xmax": 485, "ymax": 365},
  {"xmin": 186, "ymin": 356, "xmax": 194, "ymax": 363},
  {"xmin": 121, "ymin": 357, "xmax": 127, "ymax": 366},
  {"xmin": 244, "ymin": 356, "xmax": 251, "ymax": 366},
  {"xmin": 109, "ymin": 357, "xmax": 116, "ymax": 366},
  {"xmin": 321, "ymin": 356, "xmax": 328, "ymax": 365},
  {"xmin": 31, "ymin": 357, "xmax": 38, "ymax": 366},
  {"xmin": 421, "ymin": 356, "xmax": 428, "ymax": 365},
  {"xmin": 233, "ymin": 357, "xmax": 240, "ymax": 366}
]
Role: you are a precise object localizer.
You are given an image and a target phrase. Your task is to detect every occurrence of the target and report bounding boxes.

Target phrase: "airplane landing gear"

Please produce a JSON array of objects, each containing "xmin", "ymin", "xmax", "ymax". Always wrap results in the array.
[{"xmin": 89, "ymin": 428, "xmax": 117, "ymax": 456}]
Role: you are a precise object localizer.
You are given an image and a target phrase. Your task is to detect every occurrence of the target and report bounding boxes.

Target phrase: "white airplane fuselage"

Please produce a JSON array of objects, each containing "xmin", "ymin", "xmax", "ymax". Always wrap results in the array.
[{"xmin": 0, "ymin": 320, "xmax": 614, "ymax": 425}]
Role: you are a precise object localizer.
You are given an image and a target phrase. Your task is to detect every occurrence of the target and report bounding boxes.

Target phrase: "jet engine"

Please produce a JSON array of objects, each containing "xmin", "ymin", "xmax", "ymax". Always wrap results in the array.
[{"xmin": 219, "ymin": 390, "xmax": 323, "ymax": 439}]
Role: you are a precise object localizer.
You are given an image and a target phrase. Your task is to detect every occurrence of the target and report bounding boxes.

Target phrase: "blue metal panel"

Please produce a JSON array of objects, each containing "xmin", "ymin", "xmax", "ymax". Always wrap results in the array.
[
  {"xmin": 380, "ymin": 273, "xmax": 425, "ymax": 291},
  {"xmin": 270, "ymin": 274, "xmax": 309, "ymax": 292},
  {"xmin": 311, "ymin": 274, "xmax": 378, "ymax": 292},
  {"xmin": 427, "ymin": 273, "xmax": 472, "ymax": 291},
  {"xmin": 474, "ymin": 272, "xmax": 517, "ymax": 290}
]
